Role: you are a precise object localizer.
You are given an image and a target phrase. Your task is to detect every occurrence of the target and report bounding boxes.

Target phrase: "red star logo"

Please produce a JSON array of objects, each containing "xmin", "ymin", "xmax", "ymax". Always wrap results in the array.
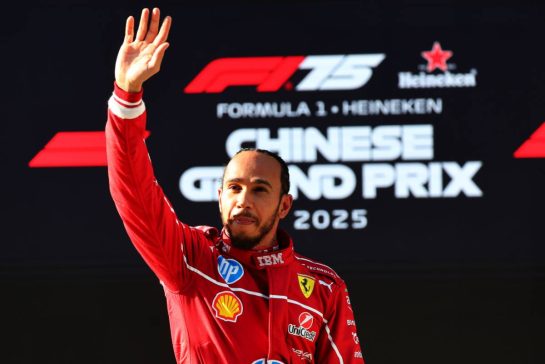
[{"xmin": 421, "ymin": 42, "xmax": 453, "ymax": 72}]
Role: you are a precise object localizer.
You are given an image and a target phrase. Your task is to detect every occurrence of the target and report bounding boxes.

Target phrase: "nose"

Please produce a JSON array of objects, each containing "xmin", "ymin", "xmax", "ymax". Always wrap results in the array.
[{"xmin": 235, "ymin": 188, "xmax": 252, "ymax": 208}]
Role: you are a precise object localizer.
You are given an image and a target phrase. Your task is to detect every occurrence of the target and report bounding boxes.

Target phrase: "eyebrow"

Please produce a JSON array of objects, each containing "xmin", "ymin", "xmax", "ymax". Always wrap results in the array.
[{"xmin": 226, "ymin": 178, "xmax": 273, "ymax": 188}]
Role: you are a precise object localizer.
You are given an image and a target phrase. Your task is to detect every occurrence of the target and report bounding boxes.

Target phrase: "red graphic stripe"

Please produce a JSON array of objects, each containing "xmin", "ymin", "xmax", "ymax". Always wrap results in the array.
[
  {"xmin": 514, "ymin": 122, "xmax": 545, "ymax": 158},
  {"xmin": 29, "ymin": 131, "xmax": 150, "ymax": 168}
]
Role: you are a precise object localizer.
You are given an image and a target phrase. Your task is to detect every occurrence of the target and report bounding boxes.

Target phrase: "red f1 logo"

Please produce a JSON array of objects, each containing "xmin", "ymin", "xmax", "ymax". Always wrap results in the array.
[
  {"xmin": 184, "ymin": 54, "xmax": 385, "ymax": 93},
  {"xmin": 514, "ymin": 122, "xmax": 545, "ymax": 158}
]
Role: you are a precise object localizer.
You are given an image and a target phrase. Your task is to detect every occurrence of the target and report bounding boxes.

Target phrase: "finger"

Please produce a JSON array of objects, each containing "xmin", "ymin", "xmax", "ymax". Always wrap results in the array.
[
  {"xmin": 148, "ymin": 42, "xmax": 170, "ymax": 71},
  {"xmin": 152, "ymin": 16, "xmax": 172, "ymax": 47},
  {"xmin": 135, "ymin": 8, "xmax": 149, "ymax": 41},
  {"xmin": 145, "ymin": 8, "xmax": 161, "ymax": 43},
  {"xmin": 124, "ymin": 16, "xmax": 134, "ymax": 43}
]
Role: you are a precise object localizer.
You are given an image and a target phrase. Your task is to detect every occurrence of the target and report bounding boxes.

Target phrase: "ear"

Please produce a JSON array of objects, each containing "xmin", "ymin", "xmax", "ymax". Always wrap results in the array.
[
  {"xmin": 278, "ymin": 194, "xmax": 293, "ymax": 219},
  {"xmin": 217, "ymin": 188, "xmax": 223, "ymax": 213}
]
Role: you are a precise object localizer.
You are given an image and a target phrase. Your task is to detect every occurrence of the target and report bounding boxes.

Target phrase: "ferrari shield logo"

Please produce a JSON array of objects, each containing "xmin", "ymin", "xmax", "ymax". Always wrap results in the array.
[{"xmin": 297, "ymin": 274, "xmax": 315, "ymax": 298}]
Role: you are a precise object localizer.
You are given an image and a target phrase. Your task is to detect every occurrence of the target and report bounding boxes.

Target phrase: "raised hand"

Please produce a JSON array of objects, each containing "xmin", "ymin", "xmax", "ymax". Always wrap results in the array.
[{"xmin": 115, "ymin": 8, "xmax": 172, "ymax": 93}]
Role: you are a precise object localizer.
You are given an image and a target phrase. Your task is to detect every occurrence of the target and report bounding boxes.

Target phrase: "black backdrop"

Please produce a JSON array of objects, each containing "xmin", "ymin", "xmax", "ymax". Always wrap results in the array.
[{"xmin": 2, "ymin": 1, "xmax": 544, "ymax": 363}]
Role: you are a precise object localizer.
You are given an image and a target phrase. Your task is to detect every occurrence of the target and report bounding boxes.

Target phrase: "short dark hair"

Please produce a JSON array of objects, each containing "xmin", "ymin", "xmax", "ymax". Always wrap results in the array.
[{"xmin": 223, "ymin": 148, "xmax": 290, "ymax": 196}]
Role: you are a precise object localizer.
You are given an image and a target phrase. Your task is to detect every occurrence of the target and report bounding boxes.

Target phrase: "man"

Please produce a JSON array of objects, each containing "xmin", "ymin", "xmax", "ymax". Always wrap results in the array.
[{"xmin": 106, "ymin": 7, "xmax": 364, "ymax": 363}]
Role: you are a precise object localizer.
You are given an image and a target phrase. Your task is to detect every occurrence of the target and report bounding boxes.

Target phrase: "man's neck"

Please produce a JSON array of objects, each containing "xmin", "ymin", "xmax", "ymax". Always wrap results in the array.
[{"xmin": 252, "ymin": 233, "xmax": 278, "ymax": 252}]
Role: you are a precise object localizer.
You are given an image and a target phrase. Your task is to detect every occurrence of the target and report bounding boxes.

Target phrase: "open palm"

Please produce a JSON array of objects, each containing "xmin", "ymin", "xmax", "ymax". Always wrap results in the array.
[{"xmin": 115, "ymin": 8, "xmax": 171, "ymax": 92}]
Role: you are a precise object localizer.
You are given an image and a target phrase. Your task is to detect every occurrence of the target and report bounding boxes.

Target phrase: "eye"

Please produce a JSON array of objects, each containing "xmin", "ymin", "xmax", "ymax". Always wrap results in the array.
[
  {"xmin": 254, "ymin": 186, "xmax": 268, "ymax": 193},
  {"xmin": 228, "ymin": 184, "xmax": 241, "ymax": 191}
]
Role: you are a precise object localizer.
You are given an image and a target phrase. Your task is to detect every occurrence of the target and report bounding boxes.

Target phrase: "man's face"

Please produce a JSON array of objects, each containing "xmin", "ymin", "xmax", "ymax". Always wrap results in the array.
[{"xmin": 218, "ymin": 151, "xmax": 292, "ymax": 250}]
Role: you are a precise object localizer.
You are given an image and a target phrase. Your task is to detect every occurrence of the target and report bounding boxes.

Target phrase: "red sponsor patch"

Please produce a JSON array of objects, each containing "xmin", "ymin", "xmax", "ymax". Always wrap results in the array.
[
  {"xmin": 298, "ymin": 312, "xmax": 314, "ymax": 330},
  {"xmin": 212, "ymin": 291, "xmax": 243, "ymax": 322}
]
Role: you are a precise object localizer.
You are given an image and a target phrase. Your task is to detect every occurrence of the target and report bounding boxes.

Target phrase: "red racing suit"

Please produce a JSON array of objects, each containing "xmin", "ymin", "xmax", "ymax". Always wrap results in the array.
[{"xmin": 105, "ymin": 83, "xmax": 365, "ymax": 364}]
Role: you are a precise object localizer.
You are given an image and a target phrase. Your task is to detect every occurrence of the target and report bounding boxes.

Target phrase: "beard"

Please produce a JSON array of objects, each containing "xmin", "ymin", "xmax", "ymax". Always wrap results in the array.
[{"xmin": 223, "ymin": 204, "xmax": 280, "ymax": 250}]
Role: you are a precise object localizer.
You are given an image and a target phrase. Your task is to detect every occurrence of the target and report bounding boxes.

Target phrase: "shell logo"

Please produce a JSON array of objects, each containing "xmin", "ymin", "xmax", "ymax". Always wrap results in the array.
[{"xmin": 212, "ymin": 291, "xmax": 243, "ymax": 322}]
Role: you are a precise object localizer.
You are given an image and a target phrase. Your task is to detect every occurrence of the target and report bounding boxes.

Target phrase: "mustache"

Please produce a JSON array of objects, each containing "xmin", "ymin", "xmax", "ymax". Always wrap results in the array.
[{"xmin": 230, "ymin": 211, "xmax": 258, "ymax": 220}]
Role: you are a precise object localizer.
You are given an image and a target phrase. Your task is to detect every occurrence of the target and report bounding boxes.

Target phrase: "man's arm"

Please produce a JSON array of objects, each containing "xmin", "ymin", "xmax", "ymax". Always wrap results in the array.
[
  {"xmin": 106, "ymin": 8, "xmax": 202, "ymax": 293},
  {"xmin": 315, "ymin": 281, "xmax": 365, "ymax": 363}
]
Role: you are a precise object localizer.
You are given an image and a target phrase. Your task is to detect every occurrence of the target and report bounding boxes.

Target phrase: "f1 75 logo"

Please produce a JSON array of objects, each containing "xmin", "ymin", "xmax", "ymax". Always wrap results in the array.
[{"xmin": 184, "ymin": 54, "xmax": 385, "ymax": 93}]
